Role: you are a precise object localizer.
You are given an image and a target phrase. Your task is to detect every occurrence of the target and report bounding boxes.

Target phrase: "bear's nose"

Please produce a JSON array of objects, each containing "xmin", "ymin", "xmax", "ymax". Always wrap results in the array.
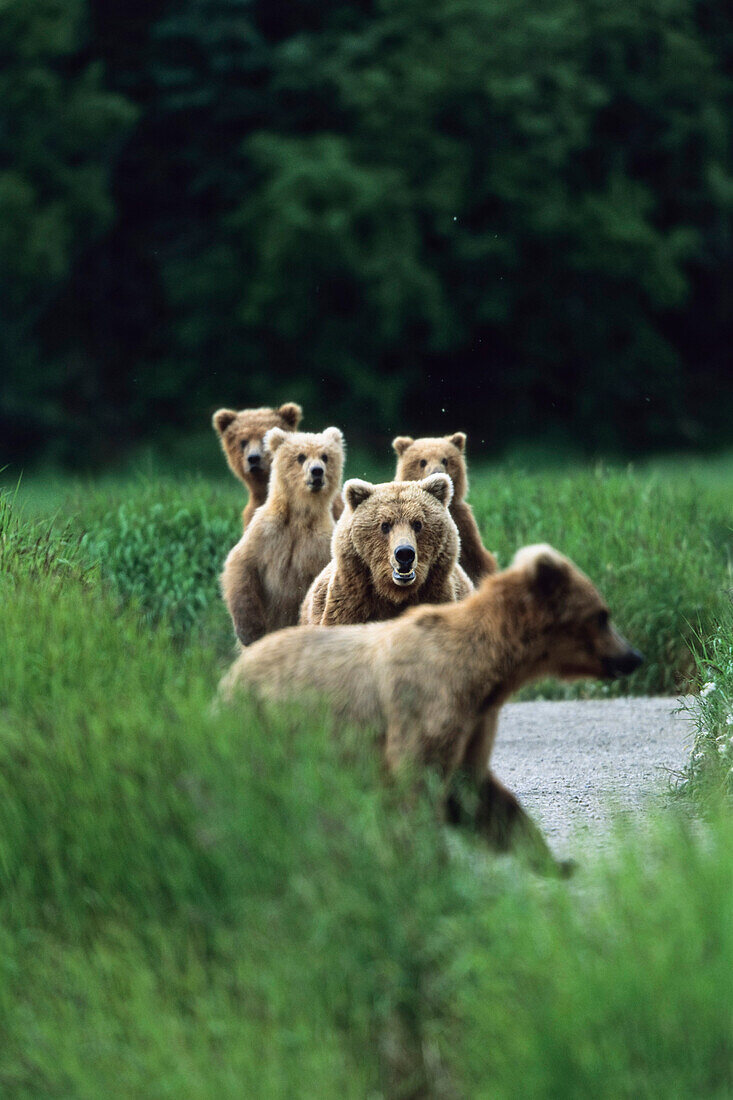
[
  {"xmin": 248, "ymin": 452, "xmax": 261, "ymax": 467},
  {"xmin": 604, "ymin": 647, "xmax": 644, "ymax": 679},
  {"xmin": 394, "ymin": 544, "xmax": 416, "ymax": 569},
  {"xmin": 614, "ymin": 648, "xmax": 644, "ymax": 675},
  {"xmin": 310, "ymin": 465, "xmax": 324, "ymax": 480}
]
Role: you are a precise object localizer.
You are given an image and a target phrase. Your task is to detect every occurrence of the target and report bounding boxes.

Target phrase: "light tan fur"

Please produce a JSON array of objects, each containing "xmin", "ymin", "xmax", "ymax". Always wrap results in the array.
[
  {"xmin": 223, "ymin": 545, "xmax": 643, "ymax": 871},
  {"xmin": 300, "ymin": 475, "xmax": 473, "ymax": 626},
  {"xmin": 392, "ymin": 433, "xmax": 497, "ymax": 583},
  {"xmin": 221, "ymin": 426, "xmax": 344, "ymax": 645}
]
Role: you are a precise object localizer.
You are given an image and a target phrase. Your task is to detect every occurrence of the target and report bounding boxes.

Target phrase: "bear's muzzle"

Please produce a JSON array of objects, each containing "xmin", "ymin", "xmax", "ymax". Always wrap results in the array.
[
  {"xmin": 392, "ymin": 543, "xmax": 416, "ymax": 585},
  {"xmin": 307, "ymin": 464, "xmax": 325, "ymax": 491},
  {"xmin": 602, "ymin": 647, "xmax": 644, "ymax": 679}
]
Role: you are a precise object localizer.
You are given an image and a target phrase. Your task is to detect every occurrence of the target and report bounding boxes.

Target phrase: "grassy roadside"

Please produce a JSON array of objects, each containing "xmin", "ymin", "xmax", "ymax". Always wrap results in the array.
[
  {"xmin": 0, "ymin": 485, "xmax": 732, "ymax": 1096},
  {"xmin": 681, "ymin": 608, "xmax": 733, "ymax": 801}
]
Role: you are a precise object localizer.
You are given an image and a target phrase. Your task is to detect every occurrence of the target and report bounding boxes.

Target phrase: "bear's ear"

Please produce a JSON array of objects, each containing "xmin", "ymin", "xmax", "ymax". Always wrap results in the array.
[
  {"xmin": 513, "ymin": 545, "xmax": 569, "ymax": 599},
  {"xmin": 323, "ymin": 426, "xmax": 344, "ymax": 449},
  {"xmin": 420, "ymin": 472, "xmax": 454, "ymax": 508},
  {"xmin": 392, "ymin": 436, "xmax": 414, "ymax": 457},
  {"xmin": 344, "ymin": 478, "xmax": 375, "ymax": 511},
  {"xmin": 264, "ymin": 427, "xmax": 288, "ymax": 454},
  {"xmin": 446, "ymin": 432, "xmax": 466, "ymax": 453},
  {"xmin": 213, "ymin": 408, "xmax": 237, "ymax": 435},
  {"xmin": 278, "ymin": 402, "xmax": 302, "ymax": 429}
]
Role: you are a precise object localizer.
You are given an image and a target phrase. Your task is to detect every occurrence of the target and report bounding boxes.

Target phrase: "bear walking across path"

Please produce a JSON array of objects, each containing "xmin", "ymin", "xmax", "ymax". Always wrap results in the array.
[
  {"xmin": 222, "ymin": 545, "xmax": 643, "ymax": 872},
  {"xmin": 392, "ymin": 433, "xmax": 497, "ymax": 584},
  {"xmin": 213, "ymin": 403, "xmax": 303, "ymax": 529},
  {"xmin": 221, "ymin": 426, "xmax": 344, "ymax": 645},
  {"xmin": 300, "ymin": 474, "xmax": 473, "ymax": 626}
]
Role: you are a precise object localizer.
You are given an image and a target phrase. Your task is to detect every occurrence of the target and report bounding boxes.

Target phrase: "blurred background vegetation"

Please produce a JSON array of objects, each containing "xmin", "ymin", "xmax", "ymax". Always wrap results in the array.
[{"xmin": 1, "ymin": 0, "xmax": 732, "ymax": 469}]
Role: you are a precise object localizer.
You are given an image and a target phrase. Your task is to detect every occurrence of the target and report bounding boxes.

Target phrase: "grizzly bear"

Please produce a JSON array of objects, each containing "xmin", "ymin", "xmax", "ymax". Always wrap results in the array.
[
  {"xmin": 222, "ymin": 545, "xmax": 643, "ymax": 872},
  {"xmin": 221, "ymin": 426, "xmax": 344, "ymax": 645},
  {"xmin": 300, "ymin": 474, "xmax": 473, "ymax": 627},
  {"xmin": 213, "ymin": 403, "xmax": 303, "ymax": 529},
  {"xmin": 392, "ymin": 433, "xmax": 497, "ymax": 584}
]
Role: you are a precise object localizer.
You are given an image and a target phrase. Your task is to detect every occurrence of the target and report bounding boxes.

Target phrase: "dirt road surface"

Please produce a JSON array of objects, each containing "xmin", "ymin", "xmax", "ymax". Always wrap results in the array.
[{"xmin": 491, "ymin": 696, "xmax": 695, "ymax": 859}]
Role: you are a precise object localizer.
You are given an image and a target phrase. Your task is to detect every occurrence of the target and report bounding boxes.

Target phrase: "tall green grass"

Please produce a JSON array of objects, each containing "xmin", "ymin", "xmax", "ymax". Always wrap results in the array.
[
  {"xmin": 13, "ymin": 460, "xmax": 730, "ymax": 694},
  {"xmin": 0, "ymin": 488, "xmax": 732, "ymax": 1096},
  {"xmin": 682, "ymin": 607, "xmax": 733, "ymax": 800},
  {"xmin": 469, "ymin": 463, "xmax": 732, "ymax": 696},
  {"xmin": 76, "ymin": 476, "xmax": 240, "ymax": 647}
]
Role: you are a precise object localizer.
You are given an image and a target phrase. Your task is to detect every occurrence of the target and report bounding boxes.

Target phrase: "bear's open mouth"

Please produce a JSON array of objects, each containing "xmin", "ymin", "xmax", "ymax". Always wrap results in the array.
[
  {"xmin": 307, "ymin": 480, "xmax": 324, "ymax": 492},
  {"xmin": 392, "ymin": 569, "xmax": 416, "ymax": 586}
]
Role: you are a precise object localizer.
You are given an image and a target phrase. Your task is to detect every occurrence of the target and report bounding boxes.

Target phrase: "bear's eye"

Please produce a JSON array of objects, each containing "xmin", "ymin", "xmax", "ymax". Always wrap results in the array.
[
  {"xmin": 419, "ymin": 459, "xmax": 427, "ymax": 468},
  {"xmin": 596, "ymin": 609, "xmax": 610, "ymax": 629},
  {"xmin": 442, "ymin": 457, "xmax": 448, "ymax": 466},
  {"xmin": 297, "ymin": 453, "xmax": 306, "ymax": 464},
  {"xmin": 240, "ymin": 439, "xmax": 249, "ymax": 449},
  {"xmin": 321, "ymin": 454, "xmax": 328, "ymax": 463},
  {"xmin": 381, "ymin": 521, "xmax": 391, "ymax": 534},
  {"xmin": 412, "ymin": 520, "xmax": 422, "ymax": 533}
]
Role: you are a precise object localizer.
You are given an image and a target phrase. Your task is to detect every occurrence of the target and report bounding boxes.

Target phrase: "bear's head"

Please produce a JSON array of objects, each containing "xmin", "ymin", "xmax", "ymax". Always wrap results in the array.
[
  {"xmin": 212, "ymin": 403, "xmax": 302, "ymax": 489},
  {"xmin": 392, "ymin": 433, "xmax": 468, "ymax": 502},
  {"xmin": 507, "ymin": 544, "xmax": 644, "ymax": 683},
  {"xmin": 264, "ymin": 426, "xmax": 345, "ymax": 507},
  {"xmin": 339, "ymin": 474, "xmax": 458, "ymax": 603}
]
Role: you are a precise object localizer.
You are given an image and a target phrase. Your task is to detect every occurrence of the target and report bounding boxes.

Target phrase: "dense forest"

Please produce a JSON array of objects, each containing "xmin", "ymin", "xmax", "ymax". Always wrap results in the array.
[{"xmin": 1, "ymin": 0, "xmax": 732, "ymax": 465}]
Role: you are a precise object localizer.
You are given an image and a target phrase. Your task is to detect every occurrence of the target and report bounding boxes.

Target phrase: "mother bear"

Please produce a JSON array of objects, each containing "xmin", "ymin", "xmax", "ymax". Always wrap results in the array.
[{"xmin": 300, "ymin": 473, "xmax": 472, "ymax": 626}]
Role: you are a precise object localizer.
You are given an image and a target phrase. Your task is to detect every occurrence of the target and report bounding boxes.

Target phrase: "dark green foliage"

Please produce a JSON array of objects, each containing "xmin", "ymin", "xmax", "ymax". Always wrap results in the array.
[
  {"xmin": 2, "ymin": 0, "xmax": 733, "ymax": 464},
  {"xmin": 0, "ymin": 0, "xmax": 135, "ymax": 460}
]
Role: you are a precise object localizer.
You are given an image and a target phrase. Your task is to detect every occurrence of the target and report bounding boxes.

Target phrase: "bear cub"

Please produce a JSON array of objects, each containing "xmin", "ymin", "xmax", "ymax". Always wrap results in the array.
[
  {"xmin": 213, "ymin": 402, "xmax": 303, "ymax": 529},
  {"xmin": 300, "ymin": 473, "xmax": 473, "ymax": 626},
  {"xmin": 221, "ymin": 426, "xmax": 344, "ymax": 645},
  {"xmin": 393, "ymin": 432, "xmax": 497, "ymax": 584}
]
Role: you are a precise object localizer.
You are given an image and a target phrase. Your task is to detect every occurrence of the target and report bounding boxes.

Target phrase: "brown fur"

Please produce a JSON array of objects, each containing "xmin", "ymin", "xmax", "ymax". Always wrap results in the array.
[
  {"xmin": 213, "ymin": 403, "xmax": 303, "ymax": 528},
  {"xmin": 300, "ymin": 474, "xmax": 473, "ymax": 626},
  {"xmin": 221, "ymin": 426, "xmax": 344, "ymax": 645},
  {"xmin": 393, "ymin": 433, "xmax": 497, "ymax": 584},
  {"xmin": 223, "ymin": 545, "xmax": 643, "ymax": 872},
  {"xmin": 213, "ymin": 402, "xmax": 344, "ymax": 527}
]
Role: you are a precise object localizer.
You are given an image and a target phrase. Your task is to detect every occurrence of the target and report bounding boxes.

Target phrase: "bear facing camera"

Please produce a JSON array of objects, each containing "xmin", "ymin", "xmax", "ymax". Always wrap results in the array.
[
  {"xmin": 300, "ymin": 473, "xmax": 473, "ymax": 626},
  {"xmin": 212, "ymin": 402, "xmax": 302, "ymax": 529},
  {"xmin": 392, "ymin": 432, "xmax": 497, "ymax": 583},
  {"xmin": 221, "ymin": 426, "xmax": 345, "ymax": 645}
]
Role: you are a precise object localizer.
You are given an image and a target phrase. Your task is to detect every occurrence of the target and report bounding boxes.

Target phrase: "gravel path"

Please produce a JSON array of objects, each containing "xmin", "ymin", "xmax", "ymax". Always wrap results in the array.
[{"xmin": 491, "ymin": 696, "xmax": 695, "ymax": 859}]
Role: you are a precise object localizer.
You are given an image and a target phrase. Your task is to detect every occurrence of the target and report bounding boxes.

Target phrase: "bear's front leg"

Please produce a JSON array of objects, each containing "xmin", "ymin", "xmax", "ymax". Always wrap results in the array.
[
  {"xmin": 225, "ymin": 564, "xmax": 267, "ymax": 646},
  {"xmin": 475, "ymin": 773, "xmax": 574, "ymax": 877}
]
